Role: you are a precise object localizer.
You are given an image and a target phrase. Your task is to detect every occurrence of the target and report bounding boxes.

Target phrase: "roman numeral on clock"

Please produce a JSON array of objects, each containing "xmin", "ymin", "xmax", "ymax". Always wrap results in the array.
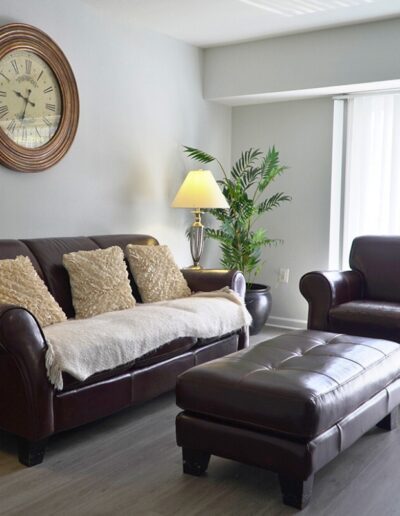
[
  {"xmin": 11, "ymin": 60, "xmax": 19, "ymax": 74},
  {"xmin": 0, "ymin": 105, "xmax": 9, "ymax": 119},
  {"xmin": 25, "ymin": 59, "xmax": 32, "ymax": 75},
  {"xmin": 0, "ymin": 72, "xmax": 9, "ymax": 82},
  {"xmin": 0, "ymin": 91, "xmax": 6, "ymax": 97},
  {"xmin": 7, "ymin": 119, "xmax": 16, "ymax": 135},
  {"xmin": 43, "ymin": 116, "xmax": 51, "ymax": 127},
  {"xmin": 46, "ymin": 103, "xmax": 56, "ymax": 112},
  {"xmin": 43, "ymin": 86, "xmax": 53, "ymax": 94}
]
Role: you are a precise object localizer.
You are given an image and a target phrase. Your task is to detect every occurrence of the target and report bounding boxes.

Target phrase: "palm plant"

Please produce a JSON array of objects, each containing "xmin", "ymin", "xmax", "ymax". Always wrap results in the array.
[{"xmin": 184, "ymin": 145, "xmax": 291, "ymax": 283}]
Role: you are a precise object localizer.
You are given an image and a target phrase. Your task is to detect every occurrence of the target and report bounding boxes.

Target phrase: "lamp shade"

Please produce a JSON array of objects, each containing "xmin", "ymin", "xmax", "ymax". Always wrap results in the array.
[{"xmin": 171, "ymin": 169, "xmax": 229, "ymax": 209}]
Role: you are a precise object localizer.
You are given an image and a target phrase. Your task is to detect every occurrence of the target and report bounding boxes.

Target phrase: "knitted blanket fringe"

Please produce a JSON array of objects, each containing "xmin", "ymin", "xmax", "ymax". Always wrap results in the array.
[{"xmin": 43, "ymin": 288, "xmax": 251, "ymax": 390}]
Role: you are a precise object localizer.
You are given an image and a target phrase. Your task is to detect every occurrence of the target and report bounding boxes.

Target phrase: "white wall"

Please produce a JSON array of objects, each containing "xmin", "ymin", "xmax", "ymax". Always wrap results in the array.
[
  {"xmin": 0, "ymin": 0, "xmax": 231, "ymax": 267},
  {"xmin": 204, "ymin": 17, "xmax": 400, "ymax": 101},
  {"xmin": 232, "ymin": 99, "xmax": 333, "ymax": 326}
]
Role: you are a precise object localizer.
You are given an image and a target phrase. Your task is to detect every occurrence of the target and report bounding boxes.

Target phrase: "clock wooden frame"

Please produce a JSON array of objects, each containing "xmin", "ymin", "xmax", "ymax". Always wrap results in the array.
[{"xmin": 0, "ymin": 23, "xmax": 79, "ymax": 172}]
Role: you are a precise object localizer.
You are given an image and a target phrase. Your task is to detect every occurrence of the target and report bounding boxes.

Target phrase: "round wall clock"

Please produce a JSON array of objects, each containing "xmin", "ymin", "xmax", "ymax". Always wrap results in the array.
[{"xmin": 0, "ymin": 23, "xmax": 79, "ymax": 172}]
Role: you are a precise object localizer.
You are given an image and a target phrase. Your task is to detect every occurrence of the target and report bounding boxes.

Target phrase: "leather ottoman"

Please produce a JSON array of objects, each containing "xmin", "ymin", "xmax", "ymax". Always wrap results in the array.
[{"xmin": 175, "ymin": 330, "xmax": 400, "ymax": 508}]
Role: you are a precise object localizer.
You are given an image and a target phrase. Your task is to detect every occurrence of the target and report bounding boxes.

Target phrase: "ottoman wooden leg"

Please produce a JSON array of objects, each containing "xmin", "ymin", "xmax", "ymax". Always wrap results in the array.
[
  {"xmin": 18, "ymin": 438, "xmax": 47, "ymax": 467},
  {"xmin": 278, "ymin": 474, "xmax": 314, "ymax": 509},
  {"xmin": 182, "ymin": 448, "xmax": 210, "ymax": 476},
  {"xmin": 377, "ymin": 408, "xmax": 398, "ymax": 431}
]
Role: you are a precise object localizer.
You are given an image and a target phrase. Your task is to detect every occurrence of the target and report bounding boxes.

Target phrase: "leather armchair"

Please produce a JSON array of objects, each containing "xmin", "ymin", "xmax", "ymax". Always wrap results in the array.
[{"xmin": 300, "ymin": 236, "xmax": 400, "ymax": 342}]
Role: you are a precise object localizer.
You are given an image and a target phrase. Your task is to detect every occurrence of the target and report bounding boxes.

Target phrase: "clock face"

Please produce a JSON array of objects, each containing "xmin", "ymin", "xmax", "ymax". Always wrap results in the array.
[{"xmin": 0, "ymin": 49, "xmax": 62, "ymax": 148}]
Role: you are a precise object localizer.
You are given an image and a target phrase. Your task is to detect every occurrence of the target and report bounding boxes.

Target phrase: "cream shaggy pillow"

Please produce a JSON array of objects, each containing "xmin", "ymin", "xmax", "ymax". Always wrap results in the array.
[
  {"xmin": 0, "ymin": 255, "xmax": 66, "ymax": 327},
  {"xmin": 126, "ymin": 244, "xmax": 191, "ymax": 303},
  {"xmin": 63, "ymin": 246, "xmax": 135, "ymax": 319}
]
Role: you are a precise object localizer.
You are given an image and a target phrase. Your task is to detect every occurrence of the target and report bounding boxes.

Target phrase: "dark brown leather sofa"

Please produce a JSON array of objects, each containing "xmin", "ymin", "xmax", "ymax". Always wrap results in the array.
[
  {"xmin": 0, "ymin": 234, "xmax": 247, "ymax": 466},
  {"xmin": 300, "ymin": 235, "xmax": 400, "ymax": 341}
]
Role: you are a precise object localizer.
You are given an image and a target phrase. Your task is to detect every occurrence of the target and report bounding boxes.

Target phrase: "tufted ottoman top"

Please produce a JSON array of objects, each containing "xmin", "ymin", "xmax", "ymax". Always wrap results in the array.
[{"xmin": 176, "ymin": 330, "xmax": 400, "ymax": 439}]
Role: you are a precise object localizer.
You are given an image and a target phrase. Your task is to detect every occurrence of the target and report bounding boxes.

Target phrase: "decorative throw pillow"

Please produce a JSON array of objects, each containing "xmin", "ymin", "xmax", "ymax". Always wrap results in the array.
[
  {"xmin": 63, "ymin": 246, "xmax": 135, "ymax": 319},
  {"xmin": 126, "ymin": 244, "xmax": 191, "ymax": 303},
  {"xmin": 0, "ymin": 255, "xmax": 66, "ymax": 327}
]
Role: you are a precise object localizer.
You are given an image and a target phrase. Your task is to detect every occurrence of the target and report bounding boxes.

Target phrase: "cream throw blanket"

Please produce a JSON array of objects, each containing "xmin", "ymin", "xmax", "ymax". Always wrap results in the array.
[{"xmin": 43, "ymin": 288, "xmax": 251, "ymax": 390}]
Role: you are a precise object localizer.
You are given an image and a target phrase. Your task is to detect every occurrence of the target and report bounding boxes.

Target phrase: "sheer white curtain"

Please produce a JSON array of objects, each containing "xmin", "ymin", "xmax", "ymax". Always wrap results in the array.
[{"xmin": 342, "ymin": 93, "xmax": 400, "ymax": 266}]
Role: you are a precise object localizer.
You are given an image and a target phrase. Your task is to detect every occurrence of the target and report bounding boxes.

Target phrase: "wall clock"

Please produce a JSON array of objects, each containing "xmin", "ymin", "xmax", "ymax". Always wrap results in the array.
[{"xmin": 0, "ymin": 23, "xmax": 79, "ymax": 172}]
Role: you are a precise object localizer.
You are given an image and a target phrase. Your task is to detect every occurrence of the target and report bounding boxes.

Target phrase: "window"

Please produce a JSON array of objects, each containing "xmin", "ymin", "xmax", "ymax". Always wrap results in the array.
[{"xmin": 330, "ymin": 92, "xmax": 400, "ymax": 268}]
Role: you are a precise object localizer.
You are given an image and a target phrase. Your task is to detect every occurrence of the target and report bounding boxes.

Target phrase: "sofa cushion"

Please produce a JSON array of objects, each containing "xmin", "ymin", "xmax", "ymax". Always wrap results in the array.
[
  {"xmin": 63, "ymin": 246, "xmax": 135, "ymax": 319},
  {"xmin": 330, "ymin": 300, "xmax": 400, "ymax": 340},
  {"xmin": 0, "ymin": 256, "xmax": 66, "ymax": 327},
  {"xmin": 126, "ymin": 244, "xmax": 191, "ymax": 303},
  {"xmin": 135, "ymin": 337, "xmax": 196, "ymax": 367},
  {"xmin": 61, "ymin": 336, "xmax": 196, "ymax": 391}
]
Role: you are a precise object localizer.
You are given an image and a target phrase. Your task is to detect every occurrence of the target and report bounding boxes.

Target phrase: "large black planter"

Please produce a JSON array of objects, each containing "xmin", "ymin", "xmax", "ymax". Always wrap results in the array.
[{"xmin": 245, "ymin": 283, "xmax": 272, "ymax": 336}]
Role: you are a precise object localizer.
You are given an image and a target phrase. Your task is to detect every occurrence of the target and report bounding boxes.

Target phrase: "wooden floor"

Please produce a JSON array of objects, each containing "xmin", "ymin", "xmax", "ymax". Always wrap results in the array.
[{"xmin": 1, "ymin": 327, "xmax": 400, "ymax": 515}]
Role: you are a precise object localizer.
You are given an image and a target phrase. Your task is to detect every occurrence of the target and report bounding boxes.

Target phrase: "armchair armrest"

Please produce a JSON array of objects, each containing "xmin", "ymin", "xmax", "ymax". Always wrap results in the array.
[
  {"xmin": 182, "ymin": 269, "xmax": 246, "ymax": 299},
  {"xmin": 182, "ymin": 269, "xmax": 249, "ymax": 349},
  {"xmin": 0, "ymin": 304, "xmax": 54, "ymax": 440},
  {"xmin": 300, "ymin": 270, "xmax": 364, "ymax": 331}
]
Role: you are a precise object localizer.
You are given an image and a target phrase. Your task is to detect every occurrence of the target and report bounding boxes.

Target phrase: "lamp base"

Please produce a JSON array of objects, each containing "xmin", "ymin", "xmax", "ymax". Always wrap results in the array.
[
  {"xmin": 185, "ymin": 264, "xmax": 203, "ymax": 270},
  {"xmin": 190, "ymin": 210, "xmax": 205, "ymax": 269}
]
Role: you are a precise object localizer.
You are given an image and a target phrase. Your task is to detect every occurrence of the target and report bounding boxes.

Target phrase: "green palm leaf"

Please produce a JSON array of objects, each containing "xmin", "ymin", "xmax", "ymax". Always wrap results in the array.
[{"xmin": 183, "ymin": 146, "xmax": 216, "ymax": 164}]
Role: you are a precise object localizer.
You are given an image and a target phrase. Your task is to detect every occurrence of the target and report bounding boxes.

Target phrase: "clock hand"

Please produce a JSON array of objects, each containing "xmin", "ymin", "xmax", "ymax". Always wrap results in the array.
[
  {"xmin": 21, "ymin": 89, "xmax": 36, "ymax": 121},
  {"xmin": 14, "ymin": 89, "xmax": 36, "ymax": 108}
]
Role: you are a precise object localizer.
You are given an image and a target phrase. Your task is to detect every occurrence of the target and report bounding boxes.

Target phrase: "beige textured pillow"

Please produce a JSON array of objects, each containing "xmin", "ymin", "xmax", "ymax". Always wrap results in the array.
[
  {"xmin": 0, "ymin": 255, "xmax": 66, "ymax": 327},
  {"xmin": 63, "ymin": 246, "xmax": 135, "ymax": 319},
  {"xmin": 126, "ymin": 244, "xmax": 191, "ymax": 303}
]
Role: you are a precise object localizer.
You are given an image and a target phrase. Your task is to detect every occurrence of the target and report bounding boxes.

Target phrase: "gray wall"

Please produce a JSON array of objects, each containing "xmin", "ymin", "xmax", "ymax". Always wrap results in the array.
[
  {"xmin": 232, "ymin": 99, "xmax": 333, "ymax": 326},
  {"xmin": 204, "ymin": 18, "xmax": 400, "ymax": 101},
  {"xmin": 0, "ymin": 0, "xmax": 231, "ymax": 267}
]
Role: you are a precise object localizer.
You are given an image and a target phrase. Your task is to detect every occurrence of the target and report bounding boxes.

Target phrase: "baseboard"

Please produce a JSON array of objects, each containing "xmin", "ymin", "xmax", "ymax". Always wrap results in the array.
[{"xmin": 266, "ymin": 316, "xmax": 307, "ymax": 330}]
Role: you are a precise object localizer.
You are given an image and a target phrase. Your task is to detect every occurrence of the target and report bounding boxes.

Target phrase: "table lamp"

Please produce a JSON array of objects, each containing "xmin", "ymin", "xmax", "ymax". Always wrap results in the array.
[{"xmin": 172, "ymin": 169, "xmax": 229, "ymax": 268}]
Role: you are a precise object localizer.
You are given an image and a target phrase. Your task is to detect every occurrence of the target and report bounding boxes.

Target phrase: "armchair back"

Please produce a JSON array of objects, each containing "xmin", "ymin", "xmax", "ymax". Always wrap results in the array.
[{"xmin": 350, "ymin": 236, "xmax": 400, "ymax": 302}]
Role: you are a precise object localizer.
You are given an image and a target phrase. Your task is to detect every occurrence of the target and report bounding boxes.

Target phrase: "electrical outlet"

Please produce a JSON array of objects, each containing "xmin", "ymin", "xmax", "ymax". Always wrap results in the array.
[{"xmin": 278, "ymin": 268, "xmax": 290, "ymax": 283}]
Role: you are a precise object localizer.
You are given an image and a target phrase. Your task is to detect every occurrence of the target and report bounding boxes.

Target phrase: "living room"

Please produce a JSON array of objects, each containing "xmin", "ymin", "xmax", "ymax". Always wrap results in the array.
[{"xmin": 1, "ymin": 0, "xmax": 400, "ymax": 514}]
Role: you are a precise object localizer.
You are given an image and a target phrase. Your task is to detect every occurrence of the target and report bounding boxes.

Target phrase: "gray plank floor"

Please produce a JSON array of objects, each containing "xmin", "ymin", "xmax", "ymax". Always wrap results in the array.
[{"xmin": 0, "ymin": 327, "xmax": 400, "ymax": 515}]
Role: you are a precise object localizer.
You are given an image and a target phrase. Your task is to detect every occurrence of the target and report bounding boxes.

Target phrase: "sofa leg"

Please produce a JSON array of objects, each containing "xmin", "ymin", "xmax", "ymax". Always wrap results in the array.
[
  {"xmin": 278, "ymin": 474, "xmax": 314, "ymax": 509},
  {"xmin": 18, "ymin": 438, "xmax": 47, "ymax": 467},
  {"xmin": 377, "ymin": 408, "xmax": 398, "ymax": 431},
  {"xmin": 182, "ymin": 448, "xmax": 210, "ymax": 476}
]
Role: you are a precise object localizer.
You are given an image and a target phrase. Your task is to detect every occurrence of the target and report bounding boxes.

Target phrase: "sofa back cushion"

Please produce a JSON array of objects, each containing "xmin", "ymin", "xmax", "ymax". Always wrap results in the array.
[
  {"xmin": 350, "ymin": 235, "xmax": 400, "ymax": 302},
  {"xmin": 0, "ymin": 240, "xmax": 44, "ymax": 278}
]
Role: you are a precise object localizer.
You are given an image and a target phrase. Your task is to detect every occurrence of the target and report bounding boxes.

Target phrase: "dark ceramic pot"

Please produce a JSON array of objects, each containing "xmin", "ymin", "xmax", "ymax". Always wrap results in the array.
[{"xmin": 245, "ymin": 283, "xmax": 272, "ymax": 336}]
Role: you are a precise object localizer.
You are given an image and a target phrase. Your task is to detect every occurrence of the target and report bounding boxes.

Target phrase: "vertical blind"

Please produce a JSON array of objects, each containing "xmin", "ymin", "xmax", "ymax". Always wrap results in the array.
[{"xmin": 342, "ymin": 93, "xmax": 400, "ymax": 266}]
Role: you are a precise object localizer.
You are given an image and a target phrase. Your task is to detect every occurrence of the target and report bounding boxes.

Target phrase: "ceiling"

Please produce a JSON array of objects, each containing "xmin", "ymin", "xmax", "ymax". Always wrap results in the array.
[{"xmin": 88, "ymin": 0, "xmax": 400, "ymax": 47}]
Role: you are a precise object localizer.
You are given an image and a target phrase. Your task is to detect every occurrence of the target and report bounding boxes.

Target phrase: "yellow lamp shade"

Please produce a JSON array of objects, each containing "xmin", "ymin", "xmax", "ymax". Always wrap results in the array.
[{"xmin": 171, "ymin": 169, "xmax": 229, "ymax": 209}]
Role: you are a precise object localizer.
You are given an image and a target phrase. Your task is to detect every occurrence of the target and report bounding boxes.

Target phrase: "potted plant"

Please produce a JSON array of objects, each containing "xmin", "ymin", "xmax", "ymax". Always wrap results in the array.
[{"xmin": 184, "ymin": 145, "xmax": 291, "ymax": 335}]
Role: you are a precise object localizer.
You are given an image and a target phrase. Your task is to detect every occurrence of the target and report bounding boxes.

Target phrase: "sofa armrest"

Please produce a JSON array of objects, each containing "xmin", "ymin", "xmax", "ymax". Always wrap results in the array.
[
  {"xmin": 182, "ymin": 269, "xmax": 249, "ymax": 349},
  {"xmin": 300, "ymin": 270, "xmax": 364, "ymax": 331},
  {"xmin": 182, "ymin": 269, "xmax": 246, "ymax": 299},
  {"xmin": 0, "ymin": 304, "xmax": 54, "ymax": 440}
]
